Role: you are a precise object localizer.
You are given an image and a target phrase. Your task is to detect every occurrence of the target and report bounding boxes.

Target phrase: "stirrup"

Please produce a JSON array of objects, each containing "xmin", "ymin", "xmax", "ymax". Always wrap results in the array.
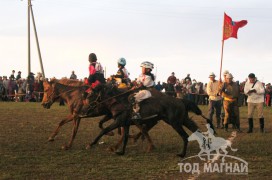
[{"xmin": 131, "ymin": 113, "xmax": 142, "ymax": 120}]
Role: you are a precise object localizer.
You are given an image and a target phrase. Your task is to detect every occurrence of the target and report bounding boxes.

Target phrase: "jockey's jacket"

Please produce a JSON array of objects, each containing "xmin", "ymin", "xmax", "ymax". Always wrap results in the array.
[
  {"xmin": 134, "ymin": 73, "xmax": 155, "ymax": 102},
  {"xmin": 136, "ymin": 73, "xmax": 155, "ymax": 88},
  {"xmin": 88, "ymin": 62, "xmax": 104, "ymax": 89}
]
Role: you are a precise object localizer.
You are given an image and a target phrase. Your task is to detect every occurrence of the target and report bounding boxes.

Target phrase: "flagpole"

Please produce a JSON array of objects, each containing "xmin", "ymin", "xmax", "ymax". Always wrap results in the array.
[
  {"xmin": 219, "ymin": 12, "xmax": 226, "ymax": 82},
  {"xmin": 219, "ymin": 40, "xmax": 224, "ymax": 82}
]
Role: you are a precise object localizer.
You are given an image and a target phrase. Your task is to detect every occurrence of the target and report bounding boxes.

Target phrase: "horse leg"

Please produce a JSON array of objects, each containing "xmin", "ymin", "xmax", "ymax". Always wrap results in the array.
[
  {"xmin": 115, "ymin": 119, "xmax": 131, "ymax": 155},
  {"xmin": 87, "ymin": 118, "xmax": 122, "ymax": 150},
  {"xmin": 48, "ymin": 114, "xmax": 74, "ymax": 142},
  {"xmin": 132, "ymin": 120, "xmax": 157, "ymax": 142},
  {"xmin": 62, "ymin": 117, "xmax": 81, "ymax": 150},
  {"xmin": 98, "ymin": 115, "xmax": 114, "ymax": 136},
  {"xmin": 108, "ymin": 127, "xmax": 124, "ymax": 152},
  {"xmin": 170, "ymin": 122, "xmax": 189, "ymax": 158}
]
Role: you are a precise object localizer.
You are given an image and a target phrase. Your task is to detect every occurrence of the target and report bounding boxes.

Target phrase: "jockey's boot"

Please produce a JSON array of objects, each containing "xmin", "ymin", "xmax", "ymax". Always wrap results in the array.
[
  {"xmin": 259, "ymin": 118, "xmax": 264, "ymax": 133},
  {"xmin": 247, "ymin": 118, "xmax": 253, "ymax": 133},
  {"xmin": 224, "ymin": 124, "xmax": 228, "ymax": 132}
]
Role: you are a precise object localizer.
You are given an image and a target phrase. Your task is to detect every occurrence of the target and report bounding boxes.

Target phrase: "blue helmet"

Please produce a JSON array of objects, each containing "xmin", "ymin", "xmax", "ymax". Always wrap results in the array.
[{"xmin": 118, "ymin": 57, "xmax": 126, "ymax": 66}]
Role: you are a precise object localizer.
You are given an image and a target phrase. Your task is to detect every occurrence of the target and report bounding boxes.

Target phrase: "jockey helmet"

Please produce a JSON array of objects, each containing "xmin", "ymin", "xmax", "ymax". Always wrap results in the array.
[
  {"xmin": 89, "ymin": 53, "xmax": 97, "ymax": 62},
  {"xmin": 140, "ymin": 61, "xmax": 154, "ymax": 69},
  {"xmin": 118, "ymin": 57, "xmax": 126, "ymax": 66}
]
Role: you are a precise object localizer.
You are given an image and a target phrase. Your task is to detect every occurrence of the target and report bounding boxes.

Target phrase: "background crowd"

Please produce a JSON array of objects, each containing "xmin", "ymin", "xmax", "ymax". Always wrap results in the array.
[{"xmin": 0, "ymin": 69, "xmax": 271, "ymax": 108}]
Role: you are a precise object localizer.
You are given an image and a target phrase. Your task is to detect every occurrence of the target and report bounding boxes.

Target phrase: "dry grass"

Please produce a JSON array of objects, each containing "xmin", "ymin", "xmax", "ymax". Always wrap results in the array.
[{"xmin": 0, "ymin": 102, "xmax": 271, "ymax": 179}]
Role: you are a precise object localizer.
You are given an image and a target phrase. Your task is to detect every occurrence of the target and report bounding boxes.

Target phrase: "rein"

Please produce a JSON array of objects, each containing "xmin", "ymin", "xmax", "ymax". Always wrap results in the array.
[{"xmin": 88, "ymin": 87, "xmax": 135, "ymax": 110}]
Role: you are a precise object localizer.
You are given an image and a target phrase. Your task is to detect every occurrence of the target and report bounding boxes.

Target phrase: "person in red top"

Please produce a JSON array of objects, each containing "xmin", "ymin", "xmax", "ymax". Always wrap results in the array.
[
  {"xmin": 87, "ymin": 53, "xmax": 106, "ymax": 89},
  {"xmin": 80, "ymin": 53, "xmax": 106, "ymax": 117},
  {"xmin": 167, "ymin": 72, "xmax": 177, "ymax": 85}
]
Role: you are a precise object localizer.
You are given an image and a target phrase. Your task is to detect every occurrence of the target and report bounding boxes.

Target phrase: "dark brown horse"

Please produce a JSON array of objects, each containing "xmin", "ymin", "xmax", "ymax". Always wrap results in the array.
[{"xmin": 86, "ymin": 83, "xmax": 213, "ymax": 157}]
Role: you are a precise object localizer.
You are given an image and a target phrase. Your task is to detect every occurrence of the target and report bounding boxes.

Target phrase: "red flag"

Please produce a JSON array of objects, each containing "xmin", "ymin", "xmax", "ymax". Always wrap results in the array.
[{"xmin": 223, "ymin": 13, "xmax": 248, "ymax": 40}]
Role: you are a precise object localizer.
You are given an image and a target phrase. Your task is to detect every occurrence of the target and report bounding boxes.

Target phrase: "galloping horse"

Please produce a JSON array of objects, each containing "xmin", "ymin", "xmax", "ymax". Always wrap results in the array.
[
  {"xmin": 41, "ymin": 79, "xmax": 93, "ymax": 149},
  {"xmin": 86, "ymin": 83, "xmax": 212, "ymax": 157},
  {"xmin": 41, "ymin": 79, "xmax": 155, "ymax": 151}
]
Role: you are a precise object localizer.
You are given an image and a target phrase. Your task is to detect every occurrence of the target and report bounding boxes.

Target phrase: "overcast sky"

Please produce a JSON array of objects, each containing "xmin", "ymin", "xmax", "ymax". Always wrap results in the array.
[{"xmin": 1, "ymin": 0, "xmax": 271, "ymax": 83}]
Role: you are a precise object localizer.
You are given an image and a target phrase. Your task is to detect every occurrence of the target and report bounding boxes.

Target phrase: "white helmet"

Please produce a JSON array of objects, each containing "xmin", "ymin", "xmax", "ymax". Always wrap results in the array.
[
  {"xmin": 140, "ymin": 61, "xmax": 154, "ymax": 69},
  {"xmin": 118, "ymin": 57, "xmax": 126, "ymax": 66}
]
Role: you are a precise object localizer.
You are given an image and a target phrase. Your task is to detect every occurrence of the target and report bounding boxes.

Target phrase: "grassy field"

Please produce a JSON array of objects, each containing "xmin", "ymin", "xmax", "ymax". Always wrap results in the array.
[{"xmin": 0, "ymin": 102, "xmax": 271, "ymax": 179}]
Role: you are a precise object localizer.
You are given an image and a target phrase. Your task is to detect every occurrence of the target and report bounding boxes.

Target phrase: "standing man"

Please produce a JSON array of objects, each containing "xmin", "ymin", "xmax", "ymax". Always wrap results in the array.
[
  {"xmin": 219, "ymin": 73, "xmax": 240, "ymax": 132},
  {"xmin": 207, "ymin": 72, "xmax": 222, "ymax": 128},
  {"xmin": 70, "ymin": 71, "xmax": 77, "ymax": 80},
  {"xmin": 167, "ymin": 72, "xmax": 177, "ymax": 97},
  {"xmin": 244, "ymin": 73, "xmax": 265, "ymax": 133},
  {"xmin": 16, "ymin": 71, "xmax": 22, "ymax": 80}
]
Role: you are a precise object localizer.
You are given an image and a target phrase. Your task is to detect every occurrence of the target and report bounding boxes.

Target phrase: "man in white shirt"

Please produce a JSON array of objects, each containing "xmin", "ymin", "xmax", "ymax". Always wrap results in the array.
[
  {"xmin": 207, "ymin": 72, "xmax": 222, "ymax": 128},
  {"xmin": 244, "ymin": 73, "xmax": 265, "ymax": 133}
]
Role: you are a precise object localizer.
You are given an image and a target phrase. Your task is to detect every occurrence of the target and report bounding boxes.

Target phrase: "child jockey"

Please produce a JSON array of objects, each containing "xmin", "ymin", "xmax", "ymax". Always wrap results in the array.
[
  {"xmin": 112, "ymin": 57, "xmax": 130, "ymax": 89},
  {"xmin": 131, "ymin": 61, "xmax": 155, "ymax": 120}
]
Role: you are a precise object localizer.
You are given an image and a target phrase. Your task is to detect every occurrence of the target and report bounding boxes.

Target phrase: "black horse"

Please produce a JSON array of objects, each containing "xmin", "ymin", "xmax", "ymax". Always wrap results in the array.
[{"xmin": 86, "ymin": 83, "xmax": 213, "ymax": 157}]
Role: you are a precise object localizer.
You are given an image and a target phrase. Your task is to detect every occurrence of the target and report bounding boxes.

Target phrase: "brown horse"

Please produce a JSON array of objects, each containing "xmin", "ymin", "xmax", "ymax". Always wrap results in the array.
[
  {"xmin": 42, "ymin": 79, "xmax": 115, "ymax": 150},
  {"xmin": 86, "ymin": 83, "xmax": 213, "ymax": 157}
]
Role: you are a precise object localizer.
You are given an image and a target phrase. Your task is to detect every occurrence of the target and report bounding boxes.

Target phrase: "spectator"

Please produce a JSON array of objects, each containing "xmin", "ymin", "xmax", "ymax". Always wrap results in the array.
[
  {"xmin": 10, "ymin": 70, "xmax": 15, "ymax": 80},
  {"xmin": 244, "ymin": 73, "xmax": 265, "ymax": 133},
  {"xmin": 175, "ymin": 81, "xmax": 183, "ymax": 99},
  {"xmin": 155, "ymin": 81, "xmax": 163, "ymax": 92},
  {"xmin": 219, "ymin": 73, "xmax": 240, "ymax": 132},
  {"xmin": 207, "ymin": 72, "xmax": 222, "ymax": 128},
  {"xmin": 167, "ymin": 72, "xmax": 177, "ymax": 85},
  {"xmin": 70, "ymin": 71, "xmax": 77, "ymax": 80},
  {"xmin": 184, "ymin": 74, "xmax": 191, "ymax": 82},
  {"xmin": 16, "ymin": 71, "xmax": 22, "ymax": 80},
  {"xmin": 265, "ymin": 83, "xmax": 271, "ymax": 107}
]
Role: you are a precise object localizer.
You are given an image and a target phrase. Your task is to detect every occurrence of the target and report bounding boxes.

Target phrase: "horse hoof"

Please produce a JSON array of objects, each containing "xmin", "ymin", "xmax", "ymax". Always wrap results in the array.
[
  {"xmin": 48, "ymin": 137, "xmax": 54, "ymax": 142},
  {"xmin": 147, "ymin": 145, "xmax": 156, "ymax": 152},
  {"xmin": 115, "ymin": 151, "xmax": 125, "ymax": 155},
  {"xmin": 106, "ymin": 132, "xmax": 114, "ymax": 136},
  {"xmin": 107, "ymin": 146, "xmax": 116, "ymax": 152},
  {"xmin": 86, "ymin": 144, "xmax": 91, "ymax": 150},
  {"xmin": 61, "ymin": 145, "xmax": 69, "ymax": 150},
  {"xmin": 177, "ymin": 153, "xmax": 186, "ymax": 158}
]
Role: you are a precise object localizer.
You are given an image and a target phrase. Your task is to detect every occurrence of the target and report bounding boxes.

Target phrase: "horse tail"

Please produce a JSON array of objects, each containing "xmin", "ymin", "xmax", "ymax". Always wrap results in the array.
[
  {"xmin": 181, "ymin": 98, "xmax": 217, "ymax": 134},
  {"xmin": 180, "ymin": 98, "xmax": 202, "ymax": 115}
]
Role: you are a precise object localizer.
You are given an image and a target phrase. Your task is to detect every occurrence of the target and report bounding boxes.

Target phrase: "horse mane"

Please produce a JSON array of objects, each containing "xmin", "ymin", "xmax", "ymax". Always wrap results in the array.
[{"xmin": 50, "ymin": 78, "xmax": 89, "ymax": 88}]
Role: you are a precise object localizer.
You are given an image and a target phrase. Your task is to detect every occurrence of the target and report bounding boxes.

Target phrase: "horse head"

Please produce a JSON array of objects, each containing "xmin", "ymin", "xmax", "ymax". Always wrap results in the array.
[{"xmin": 41, "ymin": 79, "xmax": 59, "ymax": 109}]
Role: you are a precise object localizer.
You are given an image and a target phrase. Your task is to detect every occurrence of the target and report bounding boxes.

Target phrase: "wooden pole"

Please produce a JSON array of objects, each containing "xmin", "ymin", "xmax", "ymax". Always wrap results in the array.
[
  {"xmin": 30, "ymin": 1, "xmax": 45, "ymax": 78},
  {"xmin": 28, "ymin": 0, "xmax": 31, "ymax": 75},
  {"xmin": 219, "ymin": 13, "xmax": 226, "ymax": 82},
  {"xmin": 219, "ymin": 40, "xmax": 224, "ymax": 82}
]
